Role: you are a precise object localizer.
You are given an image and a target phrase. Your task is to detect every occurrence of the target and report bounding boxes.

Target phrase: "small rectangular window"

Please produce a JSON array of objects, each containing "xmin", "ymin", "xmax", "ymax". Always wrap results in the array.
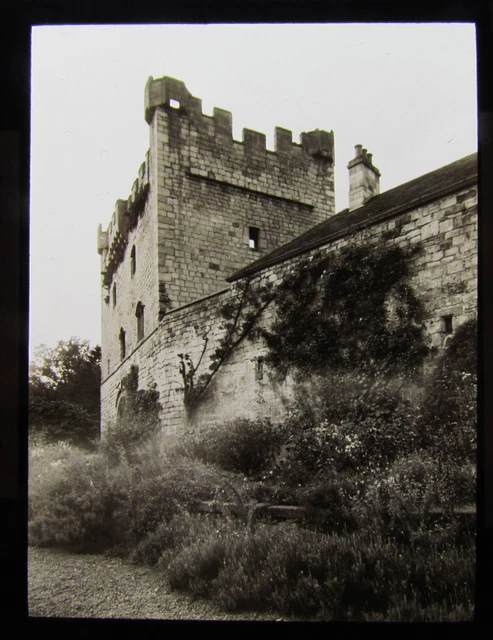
[
  {"xmin": 255, "ymin": 358, "xmax": 264, "ymax": 381},
  {"xmin": 249, "ymin": 227, "xmax": 260, "ymax": 250},
  {"xmin": 169, "ymin": 99, "xmax": 180, "ymax": 109},
  {"xmin": 442, "ymin": 314, "xmax": 453, "ymax": 335},
  {"xmin": 136, "ymin": 302, "xmax": 145, "ymax": 342},
  {"xmin": 119, "ymin": 329, "xmax": 126, "ymax": 360}
]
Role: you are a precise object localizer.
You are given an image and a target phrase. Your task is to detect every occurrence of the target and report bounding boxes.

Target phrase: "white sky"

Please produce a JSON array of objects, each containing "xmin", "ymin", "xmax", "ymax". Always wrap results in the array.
[{"xmin": 30, "ymin": 23, "xmax": 477, "ymax": 356}]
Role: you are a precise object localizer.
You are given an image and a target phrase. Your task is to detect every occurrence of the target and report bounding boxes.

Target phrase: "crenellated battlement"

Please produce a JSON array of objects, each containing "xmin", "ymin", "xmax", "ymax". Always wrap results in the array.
[
  {"xmin": 99, "ymin": 151, "xmax": 151, "ymax": 288},
  {"xmin": 98, "ymin": 74, "xmax": 338, "ymax": 370},
  {"xmin": 144, "ymin": 75, "xmax": 335, "ymax": 163}
]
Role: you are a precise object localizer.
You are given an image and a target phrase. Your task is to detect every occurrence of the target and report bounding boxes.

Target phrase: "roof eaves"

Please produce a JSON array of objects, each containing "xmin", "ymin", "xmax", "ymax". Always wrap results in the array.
[{"xmin": 227, "ymin": 172, "xmax": 477, "ymax": 282}]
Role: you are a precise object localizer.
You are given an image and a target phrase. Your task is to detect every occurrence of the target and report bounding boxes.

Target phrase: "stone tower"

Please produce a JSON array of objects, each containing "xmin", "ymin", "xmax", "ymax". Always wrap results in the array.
[{"xmin": 98, "ymin": 75, "xmax": 336, "ymax": 378}]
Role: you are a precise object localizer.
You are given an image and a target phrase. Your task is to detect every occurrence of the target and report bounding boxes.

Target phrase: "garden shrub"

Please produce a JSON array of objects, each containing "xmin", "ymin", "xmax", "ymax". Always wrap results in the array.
[
  {"xmin": 166, "ymin": 520, "xmax": 474, "ymax": 620},
  {"xmin": 123, "ymin": 457, "xmax": 222, "ymax": 547},
  {"xmin": 130, "ymin": 512, "xmax": 222, "ymax": 565},
  {"xmin": 28, "ymin": 443, "xmax": 131, "ymax": 552},
  {"xmin": 178, "ymin": 417, "xmax": 285, "ymax": 477},
  {"xmin": 274, "ymin": 373, "xmax": 421, "ymax": 490},
  {"xmin": 419, "ymin": 318, "xmax": 477, "ymax": 463},
  {"xmin": 296, "ymin": 469, "xmax": 360, "ymax": 533},
  {"xmin": 166, "ymin": 523, "xmax": 237, "ymax": 597}
]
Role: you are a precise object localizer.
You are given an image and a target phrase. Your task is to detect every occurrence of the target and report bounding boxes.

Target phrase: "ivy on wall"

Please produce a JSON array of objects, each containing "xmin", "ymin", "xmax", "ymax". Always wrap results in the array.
[
  {"xmin": 261, "ymin": 243, "xmax": 429, "ymax": 380},
  {"xmin": 118, "ymin": 364, "xmax": 161, "ymax": 429},
  {"xmin": 177, "ymin": 241, "xmax": 429, "ymax": 418}
]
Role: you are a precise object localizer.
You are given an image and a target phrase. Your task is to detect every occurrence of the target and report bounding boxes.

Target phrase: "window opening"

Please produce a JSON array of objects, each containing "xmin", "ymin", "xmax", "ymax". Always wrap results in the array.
[
  {"xmin": 119, "ymin": 328, "xmax": 126, "ymax": 360},
  {"xmin": 117, "ymin": 395, "xmax": 127, "ymax": 420},
  {"xmin": 249, "ymin": 227, "xmax": 260, "ymax": 250},
  {"xmin": 131, "ymin": 246, "xmax": 136, "ymax": 276},
  {"xmin": 136, "ymin": 302, "xmax": 145, "ymax": 342},
  {"xmin": 255, "ymin": 357, "xmax": 264, "ymax": 381},
  {"xmin": 169, "ymin": 99, "xmax": 180, "ymax": 109},
  {"xmin": 113, "ymin": 284, "xmax": 117, "ymax": 307},
  {"xmin": 442, "ymin": 314, "xmax": 453, "ymax": 335}
]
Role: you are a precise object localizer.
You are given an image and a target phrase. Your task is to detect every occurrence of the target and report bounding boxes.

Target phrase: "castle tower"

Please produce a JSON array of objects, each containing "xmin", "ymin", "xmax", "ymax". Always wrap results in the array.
[{"xmin": 98, "ymin": 76, "xmax": 336, "ymax": 378}]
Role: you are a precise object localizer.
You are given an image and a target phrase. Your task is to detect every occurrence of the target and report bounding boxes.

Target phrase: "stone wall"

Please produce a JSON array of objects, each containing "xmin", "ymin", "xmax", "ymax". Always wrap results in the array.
[
  {"xmin": 100, "ymin": 180, "xmax": 477, "ymax": 433},
  {"xmin": 151, "ymin": 99, "xmax": 336, "ymax": 312},
  {"xmin": 99, "ymin": 76, "xmax": 336, "ymax": 379},
  {"xmin": 99, "ymin": 152, "xmax": 160, "ymax": 379}
]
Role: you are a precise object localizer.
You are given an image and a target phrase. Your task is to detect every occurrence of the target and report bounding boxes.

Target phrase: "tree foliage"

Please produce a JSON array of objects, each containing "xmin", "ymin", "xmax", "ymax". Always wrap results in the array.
[{"xmin": 29, "ymin": 338, "xmax": 101, "ymax": 447}]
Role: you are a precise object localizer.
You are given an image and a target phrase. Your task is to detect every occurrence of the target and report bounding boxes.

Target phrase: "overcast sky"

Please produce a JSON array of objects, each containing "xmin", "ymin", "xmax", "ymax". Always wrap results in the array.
[{"xmin": 30, "ymin": 23, "xmax": 477, "ymax": 356}]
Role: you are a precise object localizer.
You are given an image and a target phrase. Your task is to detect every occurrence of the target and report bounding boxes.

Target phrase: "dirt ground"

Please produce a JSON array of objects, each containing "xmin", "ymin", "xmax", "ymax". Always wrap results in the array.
[{"xmin": 27, "ymin": 545, "xmax": 292, "ymax": 622}]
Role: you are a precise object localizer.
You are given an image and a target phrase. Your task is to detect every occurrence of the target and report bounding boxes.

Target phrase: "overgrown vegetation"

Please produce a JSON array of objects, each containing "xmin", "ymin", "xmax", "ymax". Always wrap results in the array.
[
  {"xmin": 28, "ymin": 242, "xmax": 476, "ymax": 621},
  {"xmin": 100, "ymin": 365, "xmax": 162, "ymax": 464},
  {"xmin": 29, "ymin": 338, "xmax": 101, "ymax": 449},
  {"xmin": 262, "ymin": 244, "xmax": 429, "ymax": 379}
]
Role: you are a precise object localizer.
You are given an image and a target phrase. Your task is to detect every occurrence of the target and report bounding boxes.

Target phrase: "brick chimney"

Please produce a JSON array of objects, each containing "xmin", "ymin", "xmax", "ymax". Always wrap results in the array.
[{"xmin": 347, "ymin": 144, "xmax": 381, "ymax": 211}]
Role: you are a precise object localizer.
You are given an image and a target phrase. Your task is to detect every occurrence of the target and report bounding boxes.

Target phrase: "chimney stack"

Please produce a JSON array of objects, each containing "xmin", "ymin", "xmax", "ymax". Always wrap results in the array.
[{"xmin": 347, "ymin": 145, "xmax": 381, "ymax": 211}]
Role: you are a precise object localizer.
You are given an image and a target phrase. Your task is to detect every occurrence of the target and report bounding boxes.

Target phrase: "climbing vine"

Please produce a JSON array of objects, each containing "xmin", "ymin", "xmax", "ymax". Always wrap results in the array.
[
  {"xmin": 118, "ymin": 364, "xmax": 161, "ymax": 429},
  {"xmin": 177, "ymin": 241, "xmax": 429, "ymax": 417},
  {"xmin": 178, "ymin": 277, "xmax": 276, "ymax": 416},
  {"xmin": 261, "ymin": 243, "xmax": 429, "ymax": 380},
  {"xmin": 103, "ymin": 365, "xmax": 162, "ymax": 463}
]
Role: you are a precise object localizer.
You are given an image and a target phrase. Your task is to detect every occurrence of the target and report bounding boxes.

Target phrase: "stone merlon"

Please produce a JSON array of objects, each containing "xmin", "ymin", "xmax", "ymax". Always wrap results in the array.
[
  {"xmin": 300, "ymin": 129, "xmax": 335, "ymax": 163},
  {"xmin": 144, "ymin": 75, "xmax": 334, "ymax": 161}
]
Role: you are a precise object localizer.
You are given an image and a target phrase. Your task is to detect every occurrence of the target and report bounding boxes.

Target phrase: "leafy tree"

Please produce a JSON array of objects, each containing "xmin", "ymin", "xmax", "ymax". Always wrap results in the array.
[{"xmin": 29, "ymin": 338, "xmax": 101, "ymax": 447}]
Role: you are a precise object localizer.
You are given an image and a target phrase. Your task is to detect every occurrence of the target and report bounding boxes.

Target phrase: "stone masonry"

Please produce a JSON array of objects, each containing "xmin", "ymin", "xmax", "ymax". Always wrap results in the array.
[
  {"xmin": 98, "ymin": 76, "xmax": 335, "ymax": 380},
  {"xmin": 98, "ymin": 76, "xmax": 477, "ymax": 434}
]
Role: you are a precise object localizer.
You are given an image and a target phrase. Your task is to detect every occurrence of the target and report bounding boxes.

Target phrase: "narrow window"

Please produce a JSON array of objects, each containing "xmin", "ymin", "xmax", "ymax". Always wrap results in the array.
[
  {"xmin": 249, "ymin": 227, "xmax": 260, "ymax": 250},
  {"xmin": 131, "ymin": 245, "xmax": 136, "ymax": 276},
  {"xmin": 255, "ymin": 357, "xmax": 264, "ymax": 381},
  {"xmin": 169, "ymin": 99, "xmax": 180, "ymax": 109},
  {"xmin": 442, "ymin": 314, "xmax": 453, "ymax": 335},
  {"xmin": 113, "ymin": 283, "xmax": 117, "ymax": 308},
  {"xmin": 136, "ymin": 302, "xmax": 145, "ymax": 342},
  {"xmin": 117, "ymin": 395, "xmax": 127, "ymax": 420},
  {"xmin": 107, "ymin": 359, "xmax": 110, "ymax": 375},
  {"xmin": 119, "ymin": 328, "xmax": 126, "ymax": 360}
]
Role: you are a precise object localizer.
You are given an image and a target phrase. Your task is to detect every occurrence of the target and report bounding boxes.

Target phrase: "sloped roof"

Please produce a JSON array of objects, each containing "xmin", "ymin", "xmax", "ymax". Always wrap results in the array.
[{"xmin": 228, "ymin": 152, "xmax": 477, "ymax": 282}]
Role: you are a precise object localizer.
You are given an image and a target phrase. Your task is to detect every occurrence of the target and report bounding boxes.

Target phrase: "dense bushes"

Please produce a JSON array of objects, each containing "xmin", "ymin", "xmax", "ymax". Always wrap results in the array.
[
  {"xmin": 28, "ymin": 442, "xmax": 130, "ymax": 552},
  {"xmin": 28, "ymin": 313, "xmax": 476, "ymax": 620},
  {"xmin": 177, "ymin": 418, "xmax": 285, "ymax": 477},
  {"xmin": 164, "ymin": 520, "xmax": 474, "ymax": 621}
]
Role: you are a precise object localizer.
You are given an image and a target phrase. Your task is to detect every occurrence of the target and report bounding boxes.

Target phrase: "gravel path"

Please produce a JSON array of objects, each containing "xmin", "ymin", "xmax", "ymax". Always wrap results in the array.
[{"xmin": 28, "ymin": 546, "xmax": 293, "ymax": 621}]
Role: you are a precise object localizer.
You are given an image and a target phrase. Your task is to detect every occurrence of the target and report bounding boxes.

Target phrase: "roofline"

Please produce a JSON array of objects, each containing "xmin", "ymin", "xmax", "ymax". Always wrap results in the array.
[{"xmin": 227, "ymin": 171, "xmax": 477, "ymax": 283}]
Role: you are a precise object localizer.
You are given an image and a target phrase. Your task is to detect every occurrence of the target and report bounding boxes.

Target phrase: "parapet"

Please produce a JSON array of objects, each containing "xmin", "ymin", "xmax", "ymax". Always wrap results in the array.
[
  {"xmin": 98, "ymin": 150, "xmax": 150, "ymax": 287},
  {"xmin": 144, "ymin": 75, "xmax": 334, "ymax": 163},
  {"xmin": 127, "ymin": 149, "xmax": 150, "ymax": 213}
]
